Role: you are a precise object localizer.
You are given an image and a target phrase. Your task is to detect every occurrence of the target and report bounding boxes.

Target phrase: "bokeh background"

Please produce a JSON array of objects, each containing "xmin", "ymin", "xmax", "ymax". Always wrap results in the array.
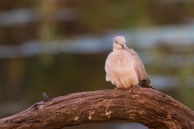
[{"xmin": 0, "ymin": 0, "xmax": 194, "ymax": 129}]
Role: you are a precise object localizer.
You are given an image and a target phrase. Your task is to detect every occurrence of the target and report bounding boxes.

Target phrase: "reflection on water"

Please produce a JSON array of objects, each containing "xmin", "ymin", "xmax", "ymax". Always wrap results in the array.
[
  {"xmin": 63, "ymin": 122, "xmax": 147, "ymax": 129},
  {"xmin": 0, "ymin": 8, "xmax": 77, "ymax": 26},
  {"xmin": 0, "ymin": 23, "xmax": 194, "ymax": 57}
]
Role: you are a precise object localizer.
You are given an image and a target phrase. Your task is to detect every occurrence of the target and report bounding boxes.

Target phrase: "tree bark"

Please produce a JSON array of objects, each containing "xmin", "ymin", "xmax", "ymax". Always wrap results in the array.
[{"xmin": 0, "ymin": 88, "xmax": 193, "ymax": 129}]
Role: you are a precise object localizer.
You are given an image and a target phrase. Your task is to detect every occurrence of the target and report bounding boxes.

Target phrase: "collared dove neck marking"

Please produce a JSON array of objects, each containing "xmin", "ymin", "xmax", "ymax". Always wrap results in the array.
[{"xmin": 105, "ymin": 36, "xmax": 153, "ymax": 90}]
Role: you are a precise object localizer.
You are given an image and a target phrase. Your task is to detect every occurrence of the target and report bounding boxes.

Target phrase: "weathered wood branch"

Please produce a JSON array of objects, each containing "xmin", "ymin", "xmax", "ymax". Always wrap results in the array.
[{"xmin": 0, "ymin": 88, "xmax": 194, "ymax": 129}]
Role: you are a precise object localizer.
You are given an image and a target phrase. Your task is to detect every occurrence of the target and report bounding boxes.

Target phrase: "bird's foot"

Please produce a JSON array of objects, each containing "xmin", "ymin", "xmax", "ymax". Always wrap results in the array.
[
  {"xmin": 128, "ymin": 86, "xmax": 135, "ymax": 93},
  {"xmin": 114, "ymin": 87, "xmax": 118, "ymax": 90},
  {"xmin": 131, "ymin": 87, "xmax": 135, "ymax": 93}
]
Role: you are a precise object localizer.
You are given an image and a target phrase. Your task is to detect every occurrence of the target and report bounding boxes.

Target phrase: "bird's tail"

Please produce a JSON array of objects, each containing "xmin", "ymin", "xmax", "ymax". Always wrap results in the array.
[{"xmin": 139, "ymin": 78, "xmax": 154, "ymax": 89}]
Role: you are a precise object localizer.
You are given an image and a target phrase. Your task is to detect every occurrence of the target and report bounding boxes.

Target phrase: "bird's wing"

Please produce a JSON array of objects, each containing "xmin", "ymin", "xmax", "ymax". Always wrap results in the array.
[
  {"xmin": 105, "ymin": 52, "xmax": 113, "ymax": 81},
  {"xmin": 126, "ymin": 48, "xmax": 148, "ymax": 81}
]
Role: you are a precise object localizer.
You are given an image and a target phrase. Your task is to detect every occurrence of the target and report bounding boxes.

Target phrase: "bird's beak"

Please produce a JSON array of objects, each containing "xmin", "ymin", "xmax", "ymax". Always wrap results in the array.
[{"xmin": 121, "ymin": 45, "xmax": 125, "ymax": 49}]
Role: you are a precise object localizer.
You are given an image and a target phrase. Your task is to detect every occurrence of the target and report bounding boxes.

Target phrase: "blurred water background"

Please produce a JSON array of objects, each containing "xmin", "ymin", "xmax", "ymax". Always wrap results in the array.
[{"xmin": 0, "ymin": 0, "xmax": 194, "ymax": 129}]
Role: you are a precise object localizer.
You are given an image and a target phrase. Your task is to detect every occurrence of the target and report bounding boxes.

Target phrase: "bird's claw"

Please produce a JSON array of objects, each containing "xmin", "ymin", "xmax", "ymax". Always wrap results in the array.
[{"xmin": 128, "ymin": 86, "xmax": 135, "ymax": 93}]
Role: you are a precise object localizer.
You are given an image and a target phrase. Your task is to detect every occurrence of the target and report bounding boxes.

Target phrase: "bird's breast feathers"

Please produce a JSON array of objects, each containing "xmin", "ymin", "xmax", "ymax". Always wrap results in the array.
[
  {"xmin": 105, "ymin": 51, "xmax": 136, "ymax": 74},
  {"xmin": 105, "ymin": 51, "xmax": 139, "ymax": 88}
]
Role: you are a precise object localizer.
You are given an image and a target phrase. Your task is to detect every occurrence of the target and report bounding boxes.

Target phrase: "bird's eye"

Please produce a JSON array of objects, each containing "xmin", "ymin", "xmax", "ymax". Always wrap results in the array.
[{"xmin": 116, "ymin": 41, "xmax": 118, "ymax": 43}]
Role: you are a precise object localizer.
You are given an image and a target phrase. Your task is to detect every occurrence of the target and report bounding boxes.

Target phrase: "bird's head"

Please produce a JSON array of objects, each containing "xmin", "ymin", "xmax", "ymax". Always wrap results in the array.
[{"xmin": 113, "ymin": 36, "xmax": 126, "ymax": 51}]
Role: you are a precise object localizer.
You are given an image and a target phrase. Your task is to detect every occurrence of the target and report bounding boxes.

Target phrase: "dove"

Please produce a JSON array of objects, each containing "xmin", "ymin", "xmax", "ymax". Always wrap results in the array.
[{"xmin": 105, "ymin": 36, "xmax": 152, "ymax": 91}]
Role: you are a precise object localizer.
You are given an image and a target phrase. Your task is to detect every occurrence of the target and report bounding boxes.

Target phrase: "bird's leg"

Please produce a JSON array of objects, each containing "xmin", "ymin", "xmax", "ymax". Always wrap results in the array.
[
  {"xmin": 127, "ymin": 86, "xmax": 135, "ymax": 93},
  {"xmin": 130, "ymin": 84, "xmax": 140, "ymax": 93},
  {"xmin": 131, "ymin": 86, "xmax": 135, "ymax": 93},
  {"xmin": 113, "ymin": 81, "xmax": 119, "ymax": 90}
]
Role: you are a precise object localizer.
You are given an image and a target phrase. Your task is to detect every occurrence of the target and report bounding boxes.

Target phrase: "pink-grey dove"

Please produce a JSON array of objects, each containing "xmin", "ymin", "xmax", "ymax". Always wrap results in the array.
[{"xmin": 105, "ymin": 36, "xmax": 152, "ymax": 91}]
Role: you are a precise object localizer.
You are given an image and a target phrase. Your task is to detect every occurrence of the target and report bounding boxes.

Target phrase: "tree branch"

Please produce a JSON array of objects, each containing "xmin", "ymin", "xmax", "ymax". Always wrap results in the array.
[{"xmin": 0, "ymin": 88, "xmax": 193, "ymax": 129}]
